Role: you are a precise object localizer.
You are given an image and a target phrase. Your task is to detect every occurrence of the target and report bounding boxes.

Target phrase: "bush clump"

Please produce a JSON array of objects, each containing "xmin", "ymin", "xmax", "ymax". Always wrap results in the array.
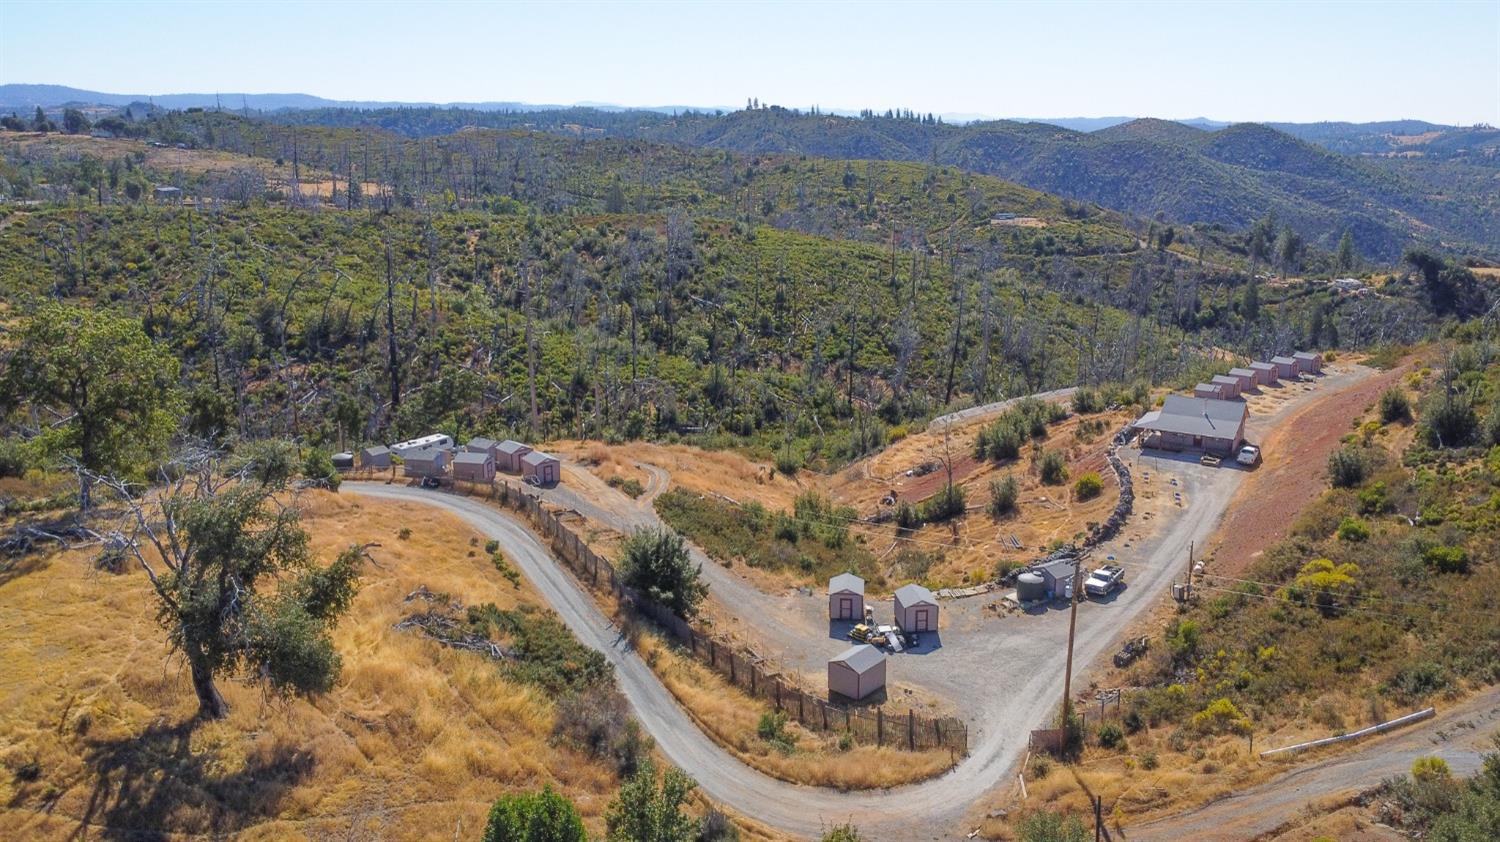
[
  {"xmin": 482, "ymin": 786, "xmax": 587, "ymax": 842},
  {"xmin": 917, "ymin": 483, "xmax": 966, "ymax": 522},
  {"xmin": 1073, "ymin": 471, "xmax": 1103, "ymax": 501},
  {"xmin": 619, "ymin": 527, "xmax": 706, "ymax": 617},
  {"xmin": 1379, "ymin": 388, "xmax": 1413, "ymax": 423},
  {"xmin": 988, "ymin": 475, "xmax": 1019, "ymax": 517},
  {"xmin": 1337, "ymin": 517, "xmax": 1370, "ymax": 542},
  {"xmin": 1039, "ymin": 450, "xmax": 1068, "ymax": 485},
  {"xmin": 1328, "ymin": 445, "xmax": 1368, "ymax": 488}
]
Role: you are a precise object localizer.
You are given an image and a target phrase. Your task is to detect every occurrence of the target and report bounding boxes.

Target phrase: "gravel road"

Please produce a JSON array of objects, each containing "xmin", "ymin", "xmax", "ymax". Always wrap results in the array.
[
  {"xmin": 1126, "ymin": 686, "xmax": 1500, "ymax": 841},
  {"xmin": 345, "ymin": 366, "xmax": 1377, "ymax": 838}
]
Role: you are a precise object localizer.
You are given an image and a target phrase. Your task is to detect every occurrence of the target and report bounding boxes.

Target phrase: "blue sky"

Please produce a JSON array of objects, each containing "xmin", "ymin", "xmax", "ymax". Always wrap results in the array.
[{"xmin": 2, "ymin": 0, "xmax": 1496, "ymax": 123}]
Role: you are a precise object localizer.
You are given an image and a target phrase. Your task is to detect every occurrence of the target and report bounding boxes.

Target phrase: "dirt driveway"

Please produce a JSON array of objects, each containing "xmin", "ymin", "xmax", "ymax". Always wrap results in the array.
[{"xmin": 1205, "ymin": 360, "xmax": 1416, "ymax": 577}]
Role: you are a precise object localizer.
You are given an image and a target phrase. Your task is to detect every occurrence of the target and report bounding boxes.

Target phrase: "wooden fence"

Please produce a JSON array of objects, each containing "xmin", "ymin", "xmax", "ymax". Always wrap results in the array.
[{"xmin": 453, "ymin": 476, "xmax": 969, "ymax": 756}]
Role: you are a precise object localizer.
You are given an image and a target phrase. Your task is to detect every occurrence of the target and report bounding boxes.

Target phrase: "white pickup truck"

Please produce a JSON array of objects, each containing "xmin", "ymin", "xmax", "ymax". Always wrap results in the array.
[{"xmin": 1084, "ymin": 565, "xmax": 1126, "ymax": 597}]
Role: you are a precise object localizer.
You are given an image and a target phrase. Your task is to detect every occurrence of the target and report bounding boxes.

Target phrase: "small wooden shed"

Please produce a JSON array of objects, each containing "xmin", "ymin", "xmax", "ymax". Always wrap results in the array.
[
  {"xmin": 893, "ymin": 583, "xmax": 938, "ymax": 632},
  {"xmin": 1210, "ymin": 375, "xmax": 1242, "ymax": 399},
  {"xmin": 1033, "ymin": 558, "xmax": 1079, "ymax": 599},
  {"xmin": 828, "ymin": 573, "xmax": 865, "ymax": 620},
  {"xmin": 521, "ymin": 450, "xmax": 561, "ymax": 485},
  {"xmin": 465, "ymin": 437, "xmax": 500, "ymax": 459},
  {"xmin": 1193, "ymin": 383, "xmax": 1225, "ymax": 400},
  {"xmin": 359, "ymin": 445, "xmax": 391, "ymax": 469},
  {"xmin": 496, "ymin": 440, "xmax": 533, "ymax": 473},
  {"xmin": 828, "ymin": 644, "xmax": 886, "ymax": 701},
  {"xmin": 1270, "ymin": 356, "xmax": 1299, "ymax": 379},
  {"xmin": 1227, "ymin": 368, "xmax": 1257, "ymax": 391},
  {"xmin": 1293, "ymin": 351, "xmax": 1322, "ymax": 374},
  {"xmin": 1249, "ymin": 361, "xmax": 1278, "ymax": 385},
  {"xmin": 452, "ymin": 450, "xmax": 496, "ymax": 483},
  {"xmin": 403, "ymin": 446, "xmax": 449, "ymax": 478}
]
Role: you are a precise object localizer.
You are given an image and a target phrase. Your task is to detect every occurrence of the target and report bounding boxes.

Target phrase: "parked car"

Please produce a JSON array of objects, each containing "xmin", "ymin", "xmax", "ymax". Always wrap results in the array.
[
  {"xmin": 1084, "ymin": 564, "xmax": 1126, "ymax": 597},
  {"xmin": 420, "ymin": 476, "xmax": 442, "ymax": 489},
  {"xmin": 1237, "ymin": 444, "xmax": 1261, "ymax": 466}
]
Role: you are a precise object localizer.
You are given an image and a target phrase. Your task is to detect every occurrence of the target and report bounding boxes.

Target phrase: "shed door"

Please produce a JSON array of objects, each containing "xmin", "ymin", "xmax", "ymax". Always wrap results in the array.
[
  {"xmin": 837, "ymin": 596, "xmax": 854, "ymax": 619},
  {"xmin": 913, "ymin": 607, "xmax": 933, "ymax": 632}
]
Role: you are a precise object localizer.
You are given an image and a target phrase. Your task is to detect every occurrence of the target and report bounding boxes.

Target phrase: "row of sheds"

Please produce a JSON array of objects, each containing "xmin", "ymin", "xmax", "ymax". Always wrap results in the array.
[
  {"xmin": 1194, "ymin": 351, "xmax": 1321, "ymax": 401},
  {"xmin": 350, "ymin": 435, "xmax": 561, "ymax": 485}
]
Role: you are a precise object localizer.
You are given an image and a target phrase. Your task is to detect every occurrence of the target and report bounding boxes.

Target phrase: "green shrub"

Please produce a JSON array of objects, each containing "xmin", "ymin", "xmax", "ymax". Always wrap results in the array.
[
  {"xmin": 988, "ymin": 475, "xmax": 1019, "ymax": 516},
  {"xmin": 607, "ymin": 475, "xmax": 645, "ymax": 498},
  {"xmin": 482, "ymin": 785, "xmax": 587, "ymax": 842},
  {"xmin": 619, "ymin": 527, "xmax": 706, "ymax": 617},
  {"xmin": 894, "ymin": 500, "xmax": 920, "ymax": 530},
  {"xmin": 1337, "ymin": 517, "xmax": 1370, "ymax": 542},
  {"xmin": 757, "ymin": 711, "xmax": 796, "ymax": 753},
  {"xmin": 0, "ymin": 437, "xmax": 29, "ymax": 478},
  {"xmin": 485, "ymin": 539, "xmax": 500, "ymax": 554},
  {"xmin": 1139, "ymin": 750, "xmax": 1159, "ymax": 770},
  {"xmin": 917, "ymin": 483, "xmax": 967, "ymax": 522},
  {"xmin": 301, "ymin": 447, "xmax": 340, "ymax": 491},
  {"xmin": 1423, "ymin": 545, "xmax": 1469, "ymax": 573},
  {"xmin": 1097, "ymin": 722, "xmax": 1125, "ymax": 749},
  {"xmin": 1422, "ymin": 394, "xmax": 1479, "ymax": 449},
  {"xmin": 1039, "ymin": 450, "xmax": 1068, "ymax": 485},
  {"xmin": 605, "ymin": 760, "xmax": 697, "ymax": 842},
  {"xmin": 1379, "ymin": 388, "xmax": 1413, "ymax": 423},
  {"xmin": 1073, "ymin": 472, "xmax": 1103, "ymax": 501},
  {"xmin": 1411, "ymin": 756, "xmax": 1451, "ymax": 783},
  {"xmin": 397, "ymin": 527, "xmax": 412, "ymax": 540},
  {"xmin": 1357, "ymin": 482, "xmax": 1390, "ymax": 515},
  {"xmin": 1072, "ymin": 388, "xmax": 1105, "ymax": 414},
  {"xmin": 819, "ymin": 824, "xmax": 866, "ymax": 842},
  {"xmin": 1327, "ymin": 446, "xmax": 1368, "ymax": 488},
  {"xmin": 1016, "ymin": 810, "xmax": 1089, "ymax": 842},
  {"xmin": 1191, "ymin": 698, "xmax": 1251, "ymax": 735}
]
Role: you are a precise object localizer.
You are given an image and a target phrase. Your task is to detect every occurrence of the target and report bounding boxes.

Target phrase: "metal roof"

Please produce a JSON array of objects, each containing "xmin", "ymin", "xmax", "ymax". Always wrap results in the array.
[
  {"xmin": 521, "ymin": 450, "xmax": 557, "ymax": 465},
  {"xmin": 1292, "ymin": 351, "xmax": 1320, "ymax": 361},
  {"xmin": 361, "ymin": 445, "xmax": 390, "ymax": 456},
  {"xmin": 453, "ymin": 451, "xmax": 492, "ymax": 465},
  {"xmin": 1228, "ymin": 367, "xmax": 1256, "ymax": 378},
  {"xmin": 1194, "ymin": 382, "xmax": 1221, "ymax": 392},
  {"xmin": 1271, "ymin": 356, "xmax": 1297, "ymax": 365},
  {"xmin": 1132, "ymin": 395, "xmax": 1247, "ymax": 439},
  {"xmin": 467, "ymin": 437, "xmax": 499, "ymax": 450},
  {"xmin": 829, "ymin": 572, "xmax": 865, "ymax": 595},
  {"xmin": 404, "ymin": 445, "xmax": 447, "ymax": 462},
  {"xmin": 1211, "ymin": 375, "xmax": 1240, "ymax": 386},
  {"xmin": 830, "ymin": 644, "xmax": 885, "ymax": 673},
  {"xmin": 1249, "ymin": 361, "xmax": 1276, "ymax": 371},
  {"xmin": 497, "ymin": 440, "xmax": 531, "ymax": 454},
  {"xmin": 894, "ymin": 583, "xmax": 936, "ymax": 606}
]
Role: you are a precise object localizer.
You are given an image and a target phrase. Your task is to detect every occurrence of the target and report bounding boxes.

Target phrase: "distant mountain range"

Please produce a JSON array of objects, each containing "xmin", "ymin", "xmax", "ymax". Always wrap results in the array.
[{"xmin": 6, "ymin": 84, "xmax": 1494, "ymax": 258}]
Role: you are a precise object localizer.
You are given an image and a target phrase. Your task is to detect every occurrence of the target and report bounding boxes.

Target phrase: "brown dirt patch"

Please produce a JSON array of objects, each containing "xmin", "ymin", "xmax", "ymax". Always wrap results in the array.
[{"xmin": 1204, "ymin": 358, "xmax": 1419, "ymax": 577}]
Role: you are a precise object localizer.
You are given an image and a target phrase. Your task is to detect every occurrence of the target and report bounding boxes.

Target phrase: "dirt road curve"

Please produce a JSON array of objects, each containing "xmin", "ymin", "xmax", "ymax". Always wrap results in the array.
[
  {"xmin": 1126, "ymin": 686, "xmax": 1500, "ymax": 841},
  {"xmin": 349, "ymin": 446, "xmax": 1240, "ymax": 840},
  {"xmin": 346, "ymin": 366, "xmax": 1380, "ymax": 839}
]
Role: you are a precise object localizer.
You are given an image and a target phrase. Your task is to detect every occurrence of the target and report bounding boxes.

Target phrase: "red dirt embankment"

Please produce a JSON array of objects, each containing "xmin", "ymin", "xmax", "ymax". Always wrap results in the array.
[{"xmin": 1207, "ymin": 359, "xmax": 1418, "ymax": 576}]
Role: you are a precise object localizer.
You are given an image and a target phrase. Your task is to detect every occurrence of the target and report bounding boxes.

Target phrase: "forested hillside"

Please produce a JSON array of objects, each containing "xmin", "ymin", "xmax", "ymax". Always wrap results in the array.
[
  {"xmin": 0, "ymin": 114, "xmax": 1475, "ymax": 476},
  {"xmin": 241, "ymin": 106, "xmax": 1500, "ymax": 261}
]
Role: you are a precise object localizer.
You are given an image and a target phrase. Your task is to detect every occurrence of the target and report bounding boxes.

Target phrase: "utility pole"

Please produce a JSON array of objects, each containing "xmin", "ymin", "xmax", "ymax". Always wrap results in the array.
[
  {"xmin": 1061, "ymin": 551, "xmax": 1085, "ymax": 730},
  {"xmin": 1185, "ymin": 540, "xmax": 1195, "ymax": 600}
]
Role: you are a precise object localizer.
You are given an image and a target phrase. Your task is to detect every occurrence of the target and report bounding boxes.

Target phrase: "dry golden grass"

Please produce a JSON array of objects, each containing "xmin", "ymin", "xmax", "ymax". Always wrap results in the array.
[
  {"xmin": 547, "ymin": 438, "xmax": 805, "ymax": 509},
  {"xmin": 975, "ymin": 724, "xmax": 1305, "ymax": 840},
  {"xmin": 0, "ymin": 491, "xmax": 623, "ymax": 840},
  {"xmin": 634, "ymin": 631, "xmax": 956, "ymax": 790}
]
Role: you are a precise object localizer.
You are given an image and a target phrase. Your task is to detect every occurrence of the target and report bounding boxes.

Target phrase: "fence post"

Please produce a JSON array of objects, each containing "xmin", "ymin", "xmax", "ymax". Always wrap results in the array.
[
  {"xmin": 729, "ymin": 653, "xmax": 737, "ymax": 684},
  {"xmin": 750, "ymin": 666, "xmax": 756, "ymax": 696},
  {"xmin": 799, "ymin": 691, "xmax": 804, "ymax": 722},
  {"xmin": 877, "ymin": 708, "xmax": 883, "ymax": 746},
  {"xmin": 909, "ymin": 709, "xmax": 915, "ymax": 750},
  {"xmin": 775, "ymin": 680, "xmax": 782, "ymax": 711},
  {"xmin": 821, "ymin": 701, "xmax": 828, "ymax": 731}
]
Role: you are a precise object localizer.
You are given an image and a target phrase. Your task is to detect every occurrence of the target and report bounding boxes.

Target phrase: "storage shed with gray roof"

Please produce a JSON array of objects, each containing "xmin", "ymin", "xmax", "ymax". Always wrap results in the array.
[
  {"xmin": 893, "ymin": 583, "xmax": 938, "ymax": 632},
  {"xmin": 827, "ymin": 644, "xmax": 886, "ymax": 701}
]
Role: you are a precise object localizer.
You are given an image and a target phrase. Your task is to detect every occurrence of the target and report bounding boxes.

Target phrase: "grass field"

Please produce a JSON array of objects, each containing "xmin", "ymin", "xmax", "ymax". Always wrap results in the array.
[{"xmin": 0, "ymin": 491, "xmax": 625, "ymax": 840}]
